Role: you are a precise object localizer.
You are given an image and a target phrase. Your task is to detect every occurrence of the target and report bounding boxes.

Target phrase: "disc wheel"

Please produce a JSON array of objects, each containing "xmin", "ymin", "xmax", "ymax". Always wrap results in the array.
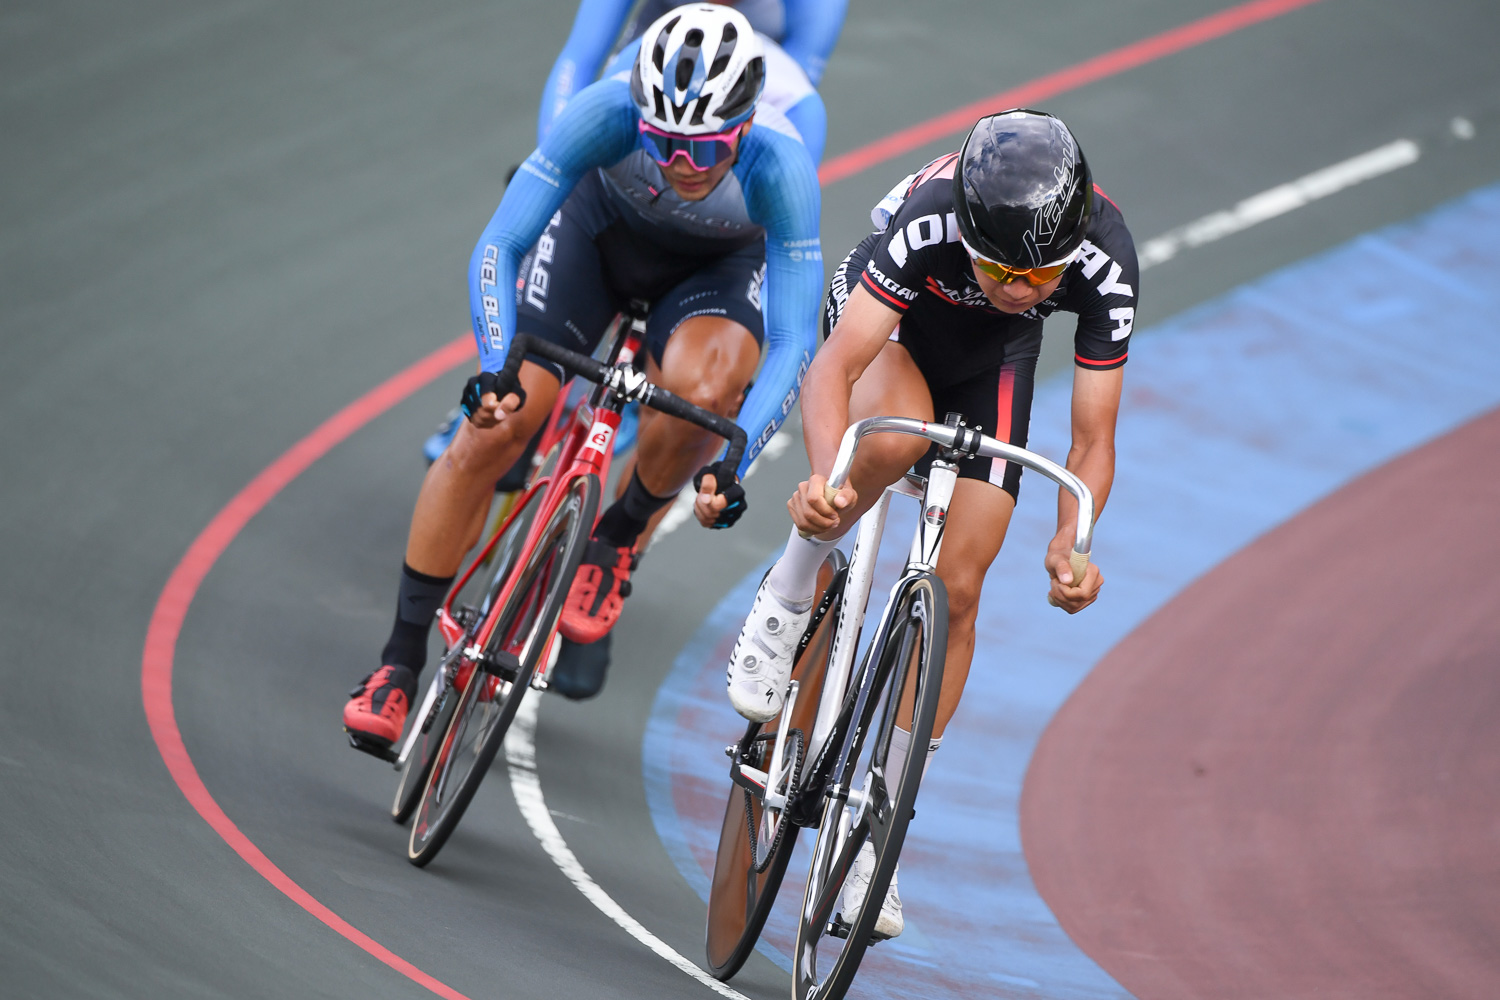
[
  {"xmin": 705, "ymin": 549, "xmax": 848, "ymax": 980},
  {"xmin": 406, "ymin": 473, "xmax": 600, "ymax": 866},
  {"xmin": 391, "ymin": 486, "xmax": 546, "ymax": 824},
  {"xmin": 792, "ymin": 573, "xmax": 946, "ymax": 1000}
]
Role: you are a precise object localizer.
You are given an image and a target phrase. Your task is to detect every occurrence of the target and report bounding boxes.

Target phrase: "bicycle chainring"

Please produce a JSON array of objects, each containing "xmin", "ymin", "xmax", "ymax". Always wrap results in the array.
[{"xmin": 745, "ymin": 728, "xmax": 804, "ymax": 875}]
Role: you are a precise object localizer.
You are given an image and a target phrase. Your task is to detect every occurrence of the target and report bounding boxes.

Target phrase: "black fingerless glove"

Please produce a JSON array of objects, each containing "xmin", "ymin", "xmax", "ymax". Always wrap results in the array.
[
  {"xmin": 693, "ymin": 460, "xmax": 747, "ymax": 529},
  {"xmin": 459, "ymin": 370, "xmax": 527, "ymax": 420}
]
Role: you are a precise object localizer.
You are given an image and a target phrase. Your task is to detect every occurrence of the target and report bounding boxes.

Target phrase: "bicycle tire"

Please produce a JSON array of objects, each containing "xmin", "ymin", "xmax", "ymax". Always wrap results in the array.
[
  {"xmin": 391, "ymin": 486, "xmax": 547, "ymax": 824},
  {"xmin": 793, "ymin": 572, "xmax": 947, "ymax": 1000},
  {"xmin": 705, "ymin": 549, "xmax": 849, "ymax": 981},
  {"xmin": 406, "ymin": 472, "xmax": 601, "ymax": 866}
]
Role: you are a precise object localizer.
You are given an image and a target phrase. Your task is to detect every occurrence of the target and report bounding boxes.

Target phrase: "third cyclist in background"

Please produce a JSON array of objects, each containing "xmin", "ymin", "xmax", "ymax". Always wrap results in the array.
[{"xmin": 726, "ymin": 109, "xmax": 1138, "ymax": 938}]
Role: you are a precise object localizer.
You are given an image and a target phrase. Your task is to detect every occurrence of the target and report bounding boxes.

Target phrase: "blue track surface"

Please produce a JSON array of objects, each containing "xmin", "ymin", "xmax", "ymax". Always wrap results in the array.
[{"xmin": 645, "ymin": 181, "xmax": 1500, "ymax": 998}]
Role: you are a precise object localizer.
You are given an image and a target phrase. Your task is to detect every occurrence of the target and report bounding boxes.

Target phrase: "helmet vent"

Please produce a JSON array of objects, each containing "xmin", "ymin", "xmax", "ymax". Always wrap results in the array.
[
  {"xmin": 716, "ymin": 55, "xmax": 763, "ymax": 123},
  {"xmin": 708, "ymin": 24, "xmax": 737, "ymax": 79},
  {"xmin": 652, "ymin": 87, "xmax": 666, "ymax": 122},
  {"xmin": 689, "ymin": 95, "xmax": 710, "ymax": 127},
  {"xmin": 653, "ymin": 17, "xmax": 680, "ymax": 71},
  {"xmin": 675, "ymin": 29, "xmax": 704, "ymax": 90}
]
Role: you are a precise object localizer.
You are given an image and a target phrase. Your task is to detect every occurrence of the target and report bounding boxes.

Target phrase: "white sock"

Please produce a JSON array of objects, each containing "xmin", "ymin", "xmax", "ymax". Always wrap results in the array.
[
  {"xmin": 765, "ymin": 527, "xmax": 836, "ymax": 611},
  {"xmin": 885, "ymin": 726, "xmax": 941, "ymax": 796}
]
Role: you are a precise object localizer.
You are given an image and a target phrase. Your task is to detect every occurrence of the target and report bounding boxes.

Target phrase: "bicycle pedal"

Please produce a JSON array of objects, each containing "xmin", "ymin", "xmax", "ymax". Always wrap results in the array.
[
  {"xmin": 346, "ymin": 730, "xmax": 398, "ymax": 763},
  {"xmin": 827, "ymin": 912, "xmax": 893, "ymax": 945},
  {"xmin": 481, "ymin": 650, "xmax": 521, "ymax": 680}
]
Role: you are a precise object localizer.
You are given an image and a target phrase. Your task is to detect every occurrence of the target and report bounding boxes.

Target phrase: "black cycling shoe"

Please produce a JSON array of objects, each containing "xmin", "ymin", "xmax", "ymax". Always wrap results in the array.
[{"xmin": 549, "ymin": 634, "xmax": 612, "ymax": 700}]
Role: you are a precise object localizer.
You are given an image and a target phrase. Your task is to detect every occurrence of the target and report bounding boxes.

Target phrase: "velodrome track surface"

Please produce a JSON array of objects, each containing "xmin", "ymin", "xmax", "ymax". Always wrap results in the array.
[{"xmin": 6, "ymin": 1, "xmax": 1500, "ymax": 998}]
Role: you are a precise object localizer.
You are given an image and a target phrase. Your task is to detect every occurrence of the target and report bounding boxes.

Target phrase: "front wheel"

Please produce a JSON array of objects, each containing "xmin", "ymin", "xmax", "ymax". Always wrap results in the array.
[
  {"xmin": 705, "ymin": 549, "xmax": 848, "ymax": 980},
  {"xmin": 792, "ymin": 573, "xmax": 946, "ymax": 1000},
  {"xmin": 406, "ymin": 473, "xmax": 600, "ymax": 866},
  {"xmin": 391, "ymin": 486, "xmax": 547, "ymax": 824}
]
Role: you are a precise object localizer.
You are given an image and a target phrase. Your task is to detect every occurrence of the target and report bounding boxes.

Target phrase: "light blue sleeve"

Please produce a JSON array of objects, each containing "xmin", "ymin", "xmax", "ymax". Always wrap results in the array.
[
  {"xmin": 732, "ymin": 126, "xmax": 824, "ymax": 477},
  {"xmin": 779, "ymin": 0, "xmax": 848, "ymax": 86},
  {"xmin": 470, "ymin": 80, "xmax": 639, "ymax": 373},
  {"xmin": 536, "ymin": 0, "xmax": 635, "ymax": 142},
  {"xmin": 782, "ymin": 91, "xmax": 827, "ymax": 164}
]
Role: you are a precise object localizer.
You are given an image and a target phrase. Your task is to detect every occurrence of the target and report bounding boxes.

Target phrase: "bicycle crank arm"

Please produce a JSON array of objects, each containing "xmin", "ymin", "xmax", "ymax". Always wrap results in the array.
[
  {"xmin": 393, "ymin": 676, "xmax": 444, "ymax": 769},
  {"xmin": 730, "ymin": 763, "xmax": 770, "ymax": 795},
  {"xmin": 760, "ymin": 681, "xmax": 799, "ymax": 811}
]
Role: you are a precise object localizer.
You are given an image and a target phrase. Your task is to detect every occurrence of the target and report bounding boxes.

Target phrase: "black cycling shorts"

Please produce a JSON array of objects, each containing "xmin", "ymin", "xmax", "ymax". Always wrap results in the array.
[
  {"xmin": 513, "ymin": 172, "xmax": 766, "ymax": 382},
  {"xmin": 825, "ymin": 236, "xmax": 1036, "ymax": 500}
]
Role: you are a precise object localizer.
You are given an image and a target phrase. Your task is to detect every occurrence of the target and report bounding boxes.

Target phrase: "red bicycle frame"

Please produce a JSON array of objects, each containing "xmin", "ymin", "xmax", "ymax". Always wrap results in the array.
[{"xmin": 434, "ymin": 319, "xmax": 643, "ymax": 657}]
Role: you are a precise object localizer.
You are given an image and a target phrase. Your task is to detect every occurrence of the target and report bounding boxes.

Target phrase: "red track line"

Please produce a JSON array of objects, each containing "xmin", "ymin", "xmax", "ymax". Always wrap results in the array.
[
  {"xmin": 817, "ymin": 0, "xmax": 1327, "ymax": 186},
  {"xmin": 140, "ymin": 336, "xmax": 475, "ymax": 1000},
  {"xmin": 137, "ymin": 1, "xmax": 1327, "ymax": 992}
]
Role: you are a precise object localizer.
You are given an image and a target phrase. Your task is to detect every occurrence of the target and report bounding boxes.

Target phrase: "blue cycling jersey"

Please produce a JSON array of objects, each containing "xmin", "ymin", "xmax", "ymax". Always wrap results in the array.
[
  {"xmin": 470, "ymin": 78, "xmax": 823, "ymax": 476},
  {"xmin": 537, "ymin": 0, "xmax": 846, "ymax": 141}
]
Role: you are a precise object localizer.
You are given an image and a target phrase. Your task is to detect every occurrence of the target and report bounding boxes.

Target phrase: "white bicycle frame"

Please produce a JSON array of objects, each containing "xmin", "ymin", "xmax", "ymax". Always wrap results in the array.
[{"xmin": 744, "ymin": 416, "xmax": 1095, "ymax": 817}]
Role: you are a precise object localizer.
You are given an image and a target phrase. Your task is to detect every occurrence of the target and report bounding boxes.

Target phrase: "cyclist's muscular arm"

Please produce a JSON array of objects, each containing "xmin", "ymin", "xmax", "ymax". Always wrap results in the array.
[
  {"xmin": 791, "ymin": 285, "xmax": 901, "ymax": 534},
  {"xmin": 465, "ymin": 80, "xmax": 637, "ymax": 425},
  {"xmin": 1046, "ymin": 364, "xmax": 1123, "ymax": 612}
]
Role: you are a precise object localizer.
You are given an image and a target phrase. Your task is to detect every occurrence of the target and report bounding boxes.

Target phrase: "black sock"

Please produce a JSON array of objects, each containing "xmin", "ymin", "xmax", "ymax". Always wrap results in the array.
[
  {"xmin": 378, "ymin": 562, "xmax": 454, "ymax": 683},
  {"xmin": 593, "ymin": 470, "xmax": 677, "ymax": 547}
]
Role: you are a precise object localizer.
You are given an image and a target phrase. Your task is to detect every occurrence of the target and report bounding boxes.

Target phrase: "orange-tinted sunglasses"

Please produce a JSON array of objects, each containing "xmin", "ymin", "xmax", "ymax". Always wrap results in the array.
[
  {"xmin": 961, "ymin": 237, "xmax": 1076, "ymax": 286},
  {"xmin": 969, "ymin": 255, "xmax": 1071, "ymax": 286}
]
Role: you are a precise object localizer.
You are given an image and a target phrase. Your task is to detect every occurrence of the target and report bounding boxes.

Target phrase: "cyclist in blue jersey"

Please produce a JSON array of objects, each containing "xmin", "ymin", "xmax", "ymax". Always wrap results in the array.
[
  {"xmin": 540, "ymin": 0, "xmax": 843, "ymax": 162},
  {"xmin": 421, "ymin": 0, "xmax": 841, "ymax": 466},
  {"xmin": 345, "ymin": 4, "xmax": 823, "ymax": 748}
]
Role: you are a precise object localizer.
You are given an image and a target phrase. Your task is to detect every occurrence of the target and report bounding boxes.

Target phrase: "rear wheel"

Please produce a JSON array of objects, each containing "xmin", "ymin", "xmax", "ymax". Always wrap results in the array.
[
  {"xmin": 391, "ymin": 486, "xmax": 546, "ymax": 824},
  {"xmin": 406, "ymin": 473, "xmax": 600, "ymax": 866},
  {"xmin": 792, "ymin": 573, "xmax": 946, "ymax": 1000},
  {"xmin": 705, "ymin": 549, "xmax": 848, "ymax": 980}
]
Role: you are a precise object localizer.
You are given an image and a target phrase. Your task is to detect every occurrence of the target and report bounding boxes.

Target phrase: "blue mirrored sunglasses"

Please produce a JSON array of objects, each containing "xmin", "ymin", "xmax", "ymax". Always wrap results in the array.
[{"xmin": 637, "ymin": 121, "xmax": 739, "ymax": 171}]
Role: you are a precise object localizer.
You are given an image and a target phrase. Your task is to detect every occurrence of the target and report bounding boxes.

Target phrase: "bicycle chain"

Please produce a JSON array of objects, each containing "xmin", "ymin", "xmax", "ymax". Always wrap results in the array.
[{"xmin": 745, "ymin": 728, "xmax": 804, "ymax": 875}]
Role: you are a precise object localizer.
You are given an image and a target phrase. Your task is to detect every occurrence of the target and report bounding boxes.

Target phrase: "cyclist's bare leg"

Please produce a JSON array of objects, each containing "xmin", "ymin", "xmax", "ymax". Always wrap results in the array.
[
  {"xmin": 903, "ymin": 479, "xmax": 1013, "ymax": 738},
  {"xmin": 632, "ymin": 314, "xmax": 760, "ymax": 505},
  {"xmin": 758, "ymin": 340, "xmax": 931, "ymax": 607},
  {"xmin": 406, "ymin": 360, "xmax": 561, "ymax": 577},
  {"xmin": 788, "ymin": 340, "xmax": 1014, "ymax": 737},
  {"xmin": 823, "ymin": 340, "xmax": 934, "ymax": 529}
]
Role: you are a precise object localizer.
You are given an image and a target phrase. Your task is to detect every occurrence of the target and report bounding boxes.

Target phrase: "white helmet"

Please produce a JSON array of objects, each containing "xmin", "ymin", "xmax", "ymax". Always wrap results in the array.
[{"xmin": 631, "ymin": 4, "xmax": 765, "ymax": 135}]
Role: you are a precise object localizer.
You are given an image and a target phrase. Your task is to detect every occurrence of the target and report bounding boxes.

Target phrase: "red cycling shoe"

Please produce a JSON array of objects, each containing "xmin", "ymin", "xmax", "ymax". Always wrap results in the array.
[
  {"xmin": 343, "ymin": 665, "xmax": 415, "ymax": 746},
  {"xmin": 560, "ymin": 539, "xmax": 637, "ymax": 644}
]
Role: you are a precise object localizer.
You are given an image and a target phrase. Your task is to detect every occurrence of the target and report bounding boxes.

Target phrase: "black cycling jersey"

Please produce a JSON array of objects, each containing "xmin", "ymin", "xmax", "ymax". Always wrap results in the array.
[{"xmin": 847, "ymin": 152, "xmax": 1138, "ymax": 387}]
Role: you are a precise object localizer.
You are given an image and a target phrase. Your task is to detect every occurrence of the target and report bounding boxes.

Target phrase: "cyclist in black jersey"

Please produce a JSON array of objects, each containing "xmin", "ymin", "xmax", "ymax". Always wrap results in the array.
[{"xmin": 725, "ymin": 109, "xmax": 1137, "ymax": 937}]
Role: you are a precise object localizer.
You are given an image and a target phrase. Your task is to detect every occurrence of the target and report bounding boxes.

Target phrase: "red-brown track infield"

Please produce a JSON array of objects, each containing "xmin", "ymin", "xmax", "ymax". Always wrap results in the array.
[{"xmin": 1021, "ymin": 406, "xmax": 1500, "ymax": 999}]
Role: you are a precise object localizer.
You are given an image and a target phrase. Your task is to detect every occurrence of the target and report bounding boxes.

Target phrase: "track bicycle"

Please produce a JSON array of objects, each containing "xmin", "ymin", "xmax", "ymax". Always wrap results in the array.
[
  {"xmin": 705, "ymin": 413, "xmax": 1095, "ymax": 1000},
  {"xmin": 369, "ymin": 305, "xmax": 747, "ymax": 866}
]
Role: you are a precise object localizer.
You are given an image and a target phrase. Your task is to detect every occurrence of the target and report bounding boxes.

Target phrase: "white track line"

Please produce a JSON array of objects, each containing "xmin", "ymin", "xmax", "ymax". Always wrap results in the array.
[
  {"xmin": 1138, "ymin": 138, "xmax": 1421, "ymax": 269},
  {"xmin": 504, "ymin": 696, "xmax": 752, "ymax": 1000},
  {"xmin": 500, "ymin": 138, "xmax": 1425, "ymax": 995}
]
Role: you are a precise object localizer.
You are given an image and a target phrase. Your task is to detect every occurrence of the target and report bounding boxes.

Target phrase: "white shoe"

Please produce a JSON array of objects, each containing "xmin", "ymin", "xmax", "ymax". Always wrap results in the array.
[
  {"xmin": 837, "ymin": 841, "xmax": 903, "ymax": 939},
  {"xmin": 726, "ymin": 577, "xmax": 810, "ymax": 723}
]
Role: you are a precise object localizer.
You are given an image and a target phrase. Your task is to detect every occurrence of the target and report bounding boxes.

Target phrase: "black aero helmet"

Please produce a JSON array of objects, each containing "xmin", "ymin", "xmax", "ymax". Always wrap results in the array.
[{"xmin": 952, "ymin": 110, "xmax": 1093, "ymax": 269}]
